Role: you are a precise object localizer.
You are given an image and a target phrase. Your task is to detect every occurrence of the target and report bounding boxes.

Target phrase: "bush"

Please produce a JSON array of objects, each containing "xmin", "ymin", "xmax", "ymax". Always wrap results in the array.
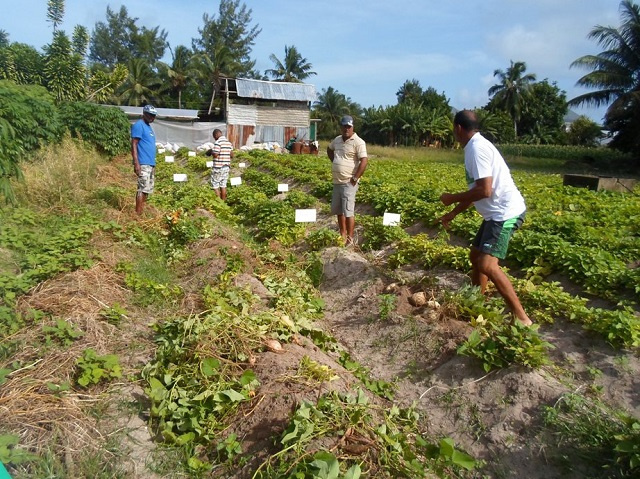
[
  {"xmin": 58, "ymin": 101, "xmax": 130, "ymax": 157},
  {"xmin": 0, "ymin": 80, "xmax": 63, "ymax": 202}
]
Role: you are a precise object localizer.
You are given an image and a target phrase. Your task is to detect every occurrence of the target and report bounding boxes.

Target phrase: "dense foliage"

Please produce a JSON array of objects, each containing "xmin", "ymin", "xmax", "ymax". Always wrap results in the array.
[
  {"xmin": 0, "ymin": 81, "xmax": 63, "ymax": 201},
  {"xmin": 58, "ymin": 102, "xmax": 130, "ymax": 157}
]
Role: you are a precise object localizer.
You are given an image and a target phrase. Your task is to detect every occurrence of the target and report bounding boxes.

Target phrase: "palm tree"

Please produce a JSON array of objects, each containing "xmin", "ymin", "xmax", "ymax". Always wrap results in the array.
[
  {"xmin": 569, "ymin": 0, "xmax": 640, "ymax": 155},
  {"xmin": 118, "ymin": 58, "xmax": 161, "ymax": 106},
  {"xmin": 312, "ymin": 86, "xmax": 358, "ymax": 138},
  {"xmin": 159, "ymin": 45, "xmax": 193, "ymax": 109},
  {"xmin": 265, "ymin": 45, "xmax": 316, "ymax": 83},
  {"xmin": 192, "ymin": 43, "xmax": 236, "ymax": 114},
  {"xmin": 488, "ymin": 60, "xmax": 536, "ymax": 137}
]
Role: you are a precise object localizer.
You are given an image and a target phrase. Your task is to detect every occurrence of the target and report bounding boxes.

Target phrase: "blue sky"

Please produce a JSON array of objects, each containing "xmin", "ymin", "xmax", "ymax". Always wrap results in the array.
[{"xmin": 3, "ymin": 0, "xmax": 625, "ymax": 122}]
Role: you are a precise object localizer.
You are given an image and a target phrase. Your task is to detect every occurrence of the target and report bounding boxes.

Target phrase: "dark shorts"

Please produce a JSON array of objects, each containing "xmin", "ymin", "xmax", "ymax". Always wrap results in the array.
[
  {"xmin": 472, "ymin": 213, "xmax": 525, "ymax": 260},
  {"xmin": 331, "ymin": 183, "xmax": 358, "ymax": 217}
]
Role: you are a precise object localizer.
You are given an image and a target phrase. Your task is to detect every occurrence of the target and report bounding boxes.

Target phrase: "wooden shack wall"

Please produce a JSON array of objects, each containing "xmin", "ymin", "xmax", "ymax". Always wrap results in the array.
[{"xmin": 227, "ymin": 101, "xmax": 310, "ymax": 148}]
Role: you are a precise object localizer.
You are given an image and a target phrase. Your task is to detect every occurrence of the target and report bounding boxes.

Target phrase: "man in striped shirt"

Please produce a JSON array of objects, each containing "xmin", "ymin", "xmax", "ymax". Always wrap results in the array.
[{"xmin": 207, "ymin": 129, "xmax": 234, "ymax": 201}]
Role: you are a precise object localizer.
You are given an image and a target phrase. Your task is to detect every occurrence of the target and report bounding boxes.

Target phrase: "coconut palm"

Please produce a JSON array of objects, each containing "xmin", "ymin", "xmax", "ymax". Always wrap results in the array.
[
  {"xmin": 192, "ymin": 43, "xmax": 237, "ymax": 114},
  {"xmin": 117, "ymin": 58, "xmax": 161, "ymax": 106},
  {"xmin": 265, "ymin": 45, "xmax": 316, "ymax": 83},
  {"xmin": 569, "ymin": 0, "xmax": 640, "ymax": 155},
  {"xmin": 159, "ymin": 45, "xmax": 193, "ymax": 109},
  {"xmin": 488, "ymin": 60, "xmax": 536, "ymax": 137},
  {"xmin": 312, "ymin": 86, "xmax": 360, "ymax": 138}
]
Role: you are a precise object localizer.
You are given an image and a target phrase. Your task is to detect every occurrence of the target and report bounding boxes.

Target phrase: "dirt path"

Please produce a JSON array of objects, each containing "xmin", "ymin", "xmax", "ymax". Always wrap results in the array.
[{"xmin": 315, "ymin": 246, "xmax": 640, "ymax": 479}]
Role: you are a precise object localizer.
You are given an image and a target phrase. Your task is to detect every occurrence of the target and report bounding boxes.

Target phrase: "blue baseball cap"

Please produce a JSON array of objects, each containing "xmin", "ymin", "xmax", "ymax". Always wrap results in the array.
[{"xmin": 340, "ymin": 115, "xmax": 353, "ymax": 126}]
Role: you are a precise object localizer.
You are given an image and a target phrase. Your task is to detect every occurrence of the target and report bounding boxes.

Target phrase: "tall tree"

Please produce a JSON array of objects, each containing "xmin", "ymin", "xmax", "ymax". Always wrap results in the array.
[
  {"xmin": 159, "ymin": 45, "xmax": 194, "ymax": 109},
  {"xmin": 192, "ymin": 43, "xmax": 235, "ymax": 113},
  {"xmin": 396, "ymin": 79, "xmax": 423, "ymax": 105},
  {"xmin": 47, "ymin": 0, "xmax": 65, "ymax": 32},
  {"xmin": 117, "ymin": 57, "xmax": 161, "ymax": 106},
  {"xmin": 193, "ymin": 0, "xmax": 261, "ymax": 79},
  {"xmin": 72, "ymin": 25, "xmax": 89, "ymax": 57},
  {"xmin": 488, "ymin": 60, "xmax": 536, "ymax": 137},
  {"xmin": 0, "ymin": 30, "xmax": 9, "ymax": 48},
  {"xmin": 44, "ymin": 30, "xmax": 86, "ymax": 102},
  {"xmin": 89, "ymin": 6, "xmax": 168, "ymax": 69},
  {"xmin": 265, "ymin": 45, "xmax": 316, "ymax": 82},
  {"xmin": 518, "ymin": 80, "xmax": 568, "ymax": 144},
  {"xmin": 0, "ymin": 43, "xmax": 45, "ymax": 85},
  {"xmin": 313, "ymin": 86, "xmax": 355, "ymax": 138},
  {"xmin": 569, "ymin": 0, "xmax": 640, "ymax": 156}
]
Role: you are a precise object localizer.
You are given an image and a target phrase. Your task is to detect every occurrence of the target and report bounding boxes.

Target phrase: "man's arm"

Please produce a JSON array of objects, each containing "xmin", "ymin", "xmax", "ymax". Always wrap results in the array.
[
  {"xmin": 440, "ymin": 177, "xmax": 492, "ymax": 206},
  {"xmin": 327, "ymin": 146, "xmax": 334, "ymax": 162},
  {"xmin": 438, "ymin": 177, "xmax": 492, "ymax": 228},
  {"xmin": 131, "ymin": 138, "xmax": 141, "ymax": 175},
  {"xmin": 351, "ymin": 157, "xmax": 368, "ymax": 183}
]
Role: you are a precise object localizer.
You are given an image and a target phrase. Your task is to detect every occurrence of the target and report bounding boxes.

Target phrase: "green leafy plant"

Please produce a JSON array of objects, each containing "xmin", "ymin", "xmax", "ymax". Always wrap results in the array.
[
  {"xmin": 543, "ymin": 393, "xmax": 640, "ymax": 477},
  {"xmin": 99, "ymin": 303, "xmax": 128, "ymax": 326},
  {"xmin": 43, "ymin": 318, "xmax": 84, "ymax": 347},
  {"xmin": 457, "ymin": 314, "xmax": 553, "ymax": 372},
  {"xmin": 58, "ymin": 101, "xmax": 130, "ymax": 157},
  {"xmin": 0, "ymin": 434, "xmax": 38, "ymax": 465},
  {"xmin": 378, "ymin": 293, "xmax": 397, "ymax": 321},
  {"xmin": 75, "ymin": 348, "xmax": 122, "ymax": 387},
  {"xmin": 306, "ymin": 228, "xmax": 342, "ymax": 251}
]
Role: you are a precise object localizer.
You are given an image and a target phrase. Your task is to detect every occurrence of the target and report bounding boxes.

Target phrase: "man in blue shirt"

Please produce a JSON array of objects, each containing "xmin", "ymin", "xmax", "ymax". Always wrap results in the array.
[{"xmin": 131, "ymin": 104, "xmax": 157, "ymax": 215}]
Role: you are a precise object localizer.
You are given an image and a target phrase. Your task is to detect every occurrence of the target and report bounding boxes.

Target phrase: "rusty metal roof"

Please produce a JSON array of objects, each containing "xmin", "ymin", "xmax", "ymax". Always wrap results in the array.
[{"xmin": 234, "ymin": 78, "xmax": 316, "ymax": 102}]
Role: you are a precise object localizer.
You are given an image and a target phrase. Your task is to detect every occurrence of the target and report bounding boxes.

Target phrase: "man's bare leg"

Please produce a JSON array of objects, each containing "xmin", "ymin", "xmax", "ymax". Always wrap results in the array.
[
  {"xmin": 337, "ymin": 214, "xmax": 347, "ymax": 242},
  {"xmin": 475, "ymin": 251, "xmax": 532, "ymax": 326},
  {"xmin": 135, "ymin": 192, "xmax": 147, "ymax": 215},
  {"xmin": 470, "ymin": 247, "xmax": 489, "ymax": 293},
  {"xmin": 345, "ymin": 216, "xmax": 355, "ymax": 245}
]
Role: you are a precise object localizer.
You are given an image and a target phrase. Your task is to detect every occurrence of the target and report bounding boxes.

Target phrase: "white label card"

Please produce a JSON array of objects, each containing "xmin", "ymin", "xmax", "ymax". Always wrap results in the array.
[
  {"xmin": 158, "ymin": 148, "xmax": 165, "ymax": 154},
  {"xmin": 239, "ymin": 162, "xmax": 246, "ymax": 168},
  {"xmin": 295, "ymin": 209, "xmax": 317, "ymax": 223},
  {"xmin": 173, "ymin": 174, "xmax": 187, "ymax": 182},
  {"xmin": 278, "ymin": 183, "xmax": 289, "ymax": 192},
  {"xmin": 206, "ymin": 161, "xmax": 214, "ymax": 168},
  {"xmin": 230, "ymin": 177, "xmax": 242, "ymax": 186},
  {"xmin": 383, "ymin": 212, "xmax": 401, "ymax": 226},
  {"xmin": 165, "ymin": 156, "xmax": 174, "ymax": 163},
  {"xmin": 188, "ymin": 151, "xmax": 196, "ymax": 157}
]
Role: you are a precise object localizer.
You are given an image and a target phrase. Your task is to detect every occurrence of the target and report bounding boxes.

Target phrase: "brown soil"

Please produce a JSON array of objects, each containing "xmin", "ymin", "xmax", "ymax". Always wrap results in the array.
[{"xmin": 3, "ymin": 163, "xmax": 639, "ymax": 479}]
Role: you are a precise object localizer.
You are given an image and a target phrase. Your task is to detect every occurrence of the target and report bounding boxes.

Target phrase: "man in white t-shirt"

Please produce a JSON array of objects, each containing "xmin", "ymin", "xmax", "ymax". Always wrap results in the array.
[
  {"xmin": 439, "ymin": 110, "xmax": 531, "ymax": 326},
  {"xmin": 327, "ymin": 115, "xmax": 368, "ymax": 246}
]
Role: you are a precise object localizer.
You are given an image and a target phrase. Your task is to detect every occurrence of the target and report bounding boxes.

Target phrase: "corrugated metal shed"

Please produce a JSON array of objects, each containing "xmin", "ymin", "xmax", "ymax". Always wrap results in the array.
[
  {"xmin": 235, "ymin": 78, "xmax": 316, "ymax": 102},
  {"xmin": 113, "ymin": 105, "xmax": 199, "ymax": 120}
]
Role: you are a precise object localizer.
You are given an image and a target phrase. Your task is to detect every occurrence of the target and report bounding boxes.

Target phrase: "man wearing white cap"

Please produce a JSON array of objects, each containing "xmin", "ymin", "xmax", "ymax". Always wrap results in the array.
[
  {"xmin": 327, "ymin": 115, "xmax": 368, "ymax": 246},
  {"xmin": 131, "ymin": 104, "xmax": 157, "ymax": 215}
]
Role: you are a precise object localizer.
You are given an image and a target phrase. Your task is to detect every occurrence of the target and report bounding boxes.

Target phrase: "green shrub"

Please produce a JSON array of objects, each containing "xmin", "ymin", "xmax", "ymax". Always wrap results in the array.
[
  {"xmin": 498, "ymin": 143, "xmax": 632, "ymax": 164},
  {"xmin": 58, "ymin": 102, "xmax": 130, "ymax": 157},
  {"xmin": 0, "ymin": 80, "xmax": 63, "ymax": 202}
]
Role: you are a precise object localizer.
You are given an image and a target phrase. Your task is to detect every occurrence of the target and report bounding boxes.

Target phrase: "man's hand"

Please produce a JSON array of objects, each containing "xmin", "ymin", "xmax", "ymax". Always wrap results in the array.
[
  {"xmin": 133, "ymin": 162, "xmax": 141, "ymax": 176},
  {"xmin": 439, "ymin": 211, "xmax": 456, "ymax": 230},
  {"xmin": 439, "ymin": 193, "xmax": 455, "ymax": 206}
]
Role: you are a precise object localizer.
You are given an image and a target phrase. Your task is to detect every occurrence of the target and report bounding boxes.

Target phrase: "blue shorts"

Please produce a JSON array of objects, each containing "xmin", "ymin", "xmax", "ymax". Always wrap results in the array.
[{"xmin": 472, "ymin": 213, "xmax": 525, "ymax": 260}]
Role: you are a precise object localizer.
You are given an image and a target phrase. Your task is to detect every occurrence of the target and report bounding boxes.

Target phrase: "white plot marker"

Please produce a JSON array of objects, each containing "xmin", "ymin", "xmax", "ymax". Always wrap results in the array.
[
  {"xmin": 295, "ymin": 209, "xmax": 317, "ymax": 223},
  {"xmin": 383, "ymin": 212, "xmax": 401, "ymax": 226}
]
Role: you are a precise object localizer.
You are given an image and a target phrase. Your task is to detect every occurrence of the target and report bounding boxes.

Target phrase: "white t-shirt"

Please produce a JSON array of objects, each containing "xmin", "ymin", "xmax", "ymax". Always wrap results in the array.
[{"xmin": 464, "ymin": 133, "xmax": 526, "ymax": 221}]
